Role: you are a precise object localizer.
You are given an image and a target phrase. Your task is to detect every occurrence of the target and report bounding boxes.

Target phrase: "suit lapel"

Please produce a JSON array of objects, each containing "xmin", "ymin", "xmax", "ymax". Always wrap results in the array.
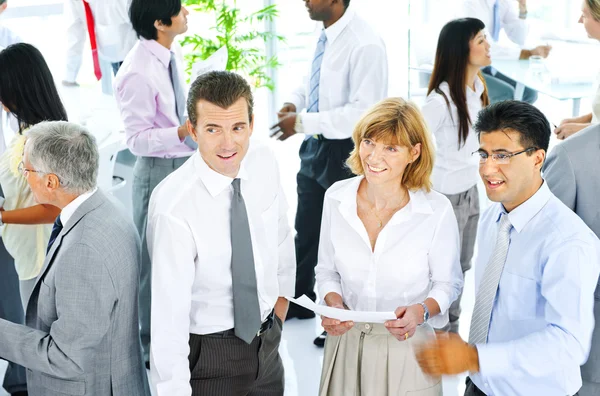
[{"xmin": 28, "ymin": 190, "xmax": 107, "ymax": 312}]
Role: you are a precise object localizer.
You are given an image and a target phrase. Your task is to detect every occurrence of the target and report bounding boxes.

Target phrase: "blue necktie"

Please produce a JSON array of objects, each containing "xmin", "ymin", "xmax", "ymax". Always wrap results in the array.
[
  {"xmin": 307, "ymin": 30, "xmax": 327, "ymax": 113},
  {"xmin": 46, "ymin": 215, "xmax": 63, "ymax": 254},
  {"xmin": 169, "ymin": 52, "xmax": 198, "ymax": 150},
  {"xmin": 491, "ymin": 0, "xmax": 501, "ymax": 42}
]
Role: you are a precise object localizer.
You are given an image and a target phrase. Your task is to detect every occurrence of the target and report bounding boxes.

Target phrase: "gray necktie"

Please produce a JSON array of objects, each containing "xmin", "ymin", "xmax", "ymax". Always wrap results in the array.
[
  {"xmin": 230, "ymin": 178, "xmax": 261, "ymax": 344},
  {"xmin": 469, "ymin": 213, "xmax": 512, "ymax": 345},
  {"xmin": 168, "ymin": 52, "xmax": 198, "ymax": 150}
]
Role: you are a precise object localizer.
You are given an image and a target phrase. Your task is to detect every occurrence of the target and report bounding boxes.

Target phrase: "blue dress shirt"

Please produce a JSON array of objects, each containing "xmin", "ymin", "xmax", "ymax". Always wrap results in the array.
[{"xmin": 471, "ymin": 181, "xmax": 600, "ymax": 396}]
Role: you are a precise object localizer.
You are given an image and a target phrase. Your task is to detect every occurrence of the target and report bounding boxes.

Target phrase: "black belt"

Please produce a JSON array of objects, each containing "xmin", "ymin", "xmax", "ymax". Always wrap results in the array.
[{"xmin": 202, "ymin": 310, "xmax": 274, "ymax": 339}]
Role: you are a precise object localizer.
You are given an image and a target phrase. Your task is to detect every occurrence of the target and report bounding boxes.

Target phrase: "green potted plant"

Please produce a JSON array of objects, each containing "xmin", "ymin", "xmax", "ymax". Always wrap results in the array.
[{"xmin": 181, "ymin": 0, "xmax": 283, "ymax": 90}]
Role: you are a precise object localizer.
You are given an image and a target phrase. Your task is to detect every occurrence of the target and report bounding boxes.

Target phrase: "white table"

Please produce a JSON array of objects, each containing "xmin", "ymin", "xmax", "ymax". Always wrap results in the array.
[{"xmin": 492, "ymin": 59, "xmax": 596, "ymax": 117}]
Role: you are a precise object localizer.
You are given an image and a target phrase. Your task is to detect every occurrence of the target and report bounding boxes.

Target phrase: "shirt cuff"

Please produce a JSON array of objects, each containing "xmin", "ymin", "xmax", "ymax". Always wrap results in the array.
[
  {"xmin": 426, "ymin": 288, "xmax": 451, "ymax": 316},
  {"xmin": 278, "ymin": 274, "xmax": 295, "ymax": 298},
  {"xmin": 318, "ymin": 281, "xmax": 343, "ymax": 302},
  {"xmin": 476, "ymin": 342, "xmax": 513, "ymax": 377},
  {"xmin": 301, "ymin": 112, "xmax": 321, "ymax": 137},
  {"xmin": 167, "ymin": 126, "xmax": 184, "ymax": 146},
  {"xmin": 294, "ymin": 114, "xmax": 305, "ymax": 134}
]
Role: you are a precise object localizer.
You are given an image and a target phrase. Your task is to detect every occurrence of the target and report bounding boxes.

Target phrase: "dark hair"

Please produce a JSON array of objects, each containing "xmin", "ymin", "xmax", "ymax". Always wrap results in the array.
[
  {"xmin": 187, "ymin": 71, "xmax": 254, "ymax": 126},
  {"xmin": 474, "ymin": 100, "xmax": 550, "ymax": 152},
  {"xmin": 343, "ymin": 0, "xmax": 350, "ymax": 8},
  {"xmin": 129, "ymin": 0, "xmax": 182, "ymax": 40},
  {"xmin": 428, "ymin": 18, "xmax": 489, "ymax": 148},
  {"xmin": 0, "ymin": 43, "xmax": 67, "ymax": 133}
]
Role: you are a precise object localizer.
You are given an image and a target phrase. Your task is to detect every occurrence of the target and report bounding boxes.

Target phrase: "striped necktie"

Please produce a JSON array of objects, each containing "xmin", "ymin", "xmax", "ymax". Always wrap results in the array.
[
  {"xmin": 307, "ymin": 30, "xmax": 327, "ymax": 113},
  {"xmin": 469, "ymin": 213, "xmax": 512, "ymax": 345},
  {"xmin": 491, "ymin": 0, "xmax": 501, "ymax": 42}
]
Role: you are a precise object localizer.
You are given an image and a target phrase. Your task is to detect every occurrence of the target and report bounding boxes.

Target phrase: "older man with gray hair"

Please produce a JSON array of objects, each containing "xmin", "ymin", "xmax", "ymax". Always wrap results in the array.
[{"xmin": 0, "ymin": 121, "xmax": 149, "ymax": 396}]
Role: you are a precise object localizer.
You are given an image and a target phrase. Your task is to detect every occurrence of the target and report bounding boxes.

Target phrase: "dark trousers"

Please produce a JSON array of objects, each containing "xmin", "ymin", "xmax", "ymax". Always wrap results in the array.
[
  {"xmin": 0, "ymin": 239, "xmax": 27, "ymax": 394},
  {"xmin": 464, "ymin": 378, "xmax": 487, "ymax": 396},
  {"xmin": 188, "ymin": 317, "xmax": 284, "ymax": 395},
  {"xmin": 481, "ymin": 66, "xmax": 538, "ymax": 104},
  {"xmin": 464, "ymin": 377, "xmax": 579, "ymax": 396},
  {"xmin": 292, "ymin": 136, "xmax": 354, "ymax": 309}
]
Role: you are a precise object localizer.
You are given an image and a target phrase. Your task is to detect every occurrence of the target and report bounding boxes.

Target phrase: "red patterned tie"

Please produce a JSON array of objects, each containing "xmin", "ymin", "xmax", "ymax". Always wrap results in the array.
[{"xmin": 83, "ymin": 1, "xmax": 102, "ymax": 80}]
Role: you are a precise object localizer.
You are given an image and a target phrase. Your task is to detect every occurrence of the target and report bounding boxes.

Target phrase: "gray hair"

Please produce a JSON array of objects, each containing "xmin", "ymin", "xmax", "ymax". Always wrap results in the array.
[{"xmin": 25, "ymin": 121, "xmax": 99, "ymax": 195}]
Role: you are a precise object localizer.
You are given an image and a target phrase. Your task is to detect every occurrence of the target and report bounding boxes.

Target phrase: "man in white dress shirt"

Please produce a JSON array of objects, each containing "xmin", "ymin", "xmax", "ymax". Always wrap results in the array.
[
  {"xmin": 463, "ymin": 0, "xmax": 551, "ymax": 103},
  {"xmin": 148, "ymin": 71, "xmax": 295, "ymax": 396},
  {"xmin": 63, "ymin": 0, "xmax": 137, "ymax": 85},
  {"xmin": 270, "ymin": 0, "xmax": 388, "ymax": 346}
]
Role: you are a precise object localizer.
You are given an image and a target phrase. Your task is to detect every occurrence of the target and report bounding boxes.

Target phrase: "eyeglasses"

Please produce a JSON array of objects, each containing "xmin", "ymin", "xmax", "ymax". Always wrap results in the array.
[
  {"xmin": 17, "ymin": 161, "xmax": 47, "ymax": 176},
  {"xmin": 472, "ymin": 147, "xmax": 538, "ymax": 165}
]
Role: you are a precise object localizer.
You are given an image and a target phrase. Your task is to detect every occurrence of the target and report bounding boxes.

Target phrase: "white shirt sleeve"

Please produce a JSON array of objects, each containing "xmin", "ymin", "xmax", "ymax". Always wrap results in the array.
[
  {"xmin": 315, "ymin": 196, "xmax": 343, "ymax": 300},
  {"xmin": 287, "ymin": 76, "xmax": 308, "ymax": 113},
  {"xmin": 499, "ymin": 0, "xmax": 528, "ymax": 47},
  {"xmin": 426, "ymin": 200, "xmax": 464, "ymax": 328},
  {"xmin": 301, "ymin": 43, "xmax": 388, "ymax": 140},
  {"xmin": 277, "ymin": 184, "xmax": 296, "ymax": 297},
  {"xmin": 421, "ymin": 93, "xmax": 448, "ymax": 138},
  {"xmin": 148, "ymin": 212, "xmax": 197, "ymax": 396}
]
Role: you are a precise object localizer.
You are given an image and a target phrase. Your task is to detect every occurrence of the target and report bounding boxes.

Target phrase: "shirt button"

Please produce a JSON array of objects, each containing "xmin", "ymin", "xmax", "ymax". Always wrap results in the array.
[{"xmin": 365, "ymin": 324, "xmax": 371, "ymax": 330}]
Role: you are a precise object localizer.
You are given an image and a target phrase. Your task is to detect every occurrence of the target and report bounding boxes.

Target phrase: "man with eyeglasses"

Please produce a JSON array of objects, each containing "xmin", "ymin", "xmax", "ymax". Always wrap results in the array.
[{"xmin": 416, "ymin": 101, "xmax": 600, "ymax": 396}]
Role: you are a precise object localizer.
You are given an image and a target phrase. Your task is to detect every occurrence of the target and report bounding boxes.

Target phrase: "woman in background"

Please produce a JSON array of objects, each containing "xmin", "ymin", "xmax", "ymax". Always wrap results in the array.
[
  {"xmin": 554, "ymin": 0, "xmax": 600, "ymax": 139},
  {"xmin": 421, "ymin": 17, "xmax": 490, "ymax": 334},
  {"xmin": 0, "ymin": 43, "xmax": 67, "ymax": 307}
]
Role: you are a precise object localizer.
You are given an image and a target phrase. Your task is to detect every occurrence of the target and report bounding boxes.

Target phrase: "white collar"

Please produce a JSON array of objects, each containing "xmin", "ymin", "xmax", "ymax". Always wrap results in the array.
[
  {"xmin": 60, "ymin": 187, "xmax": 98, "ymax": 226},
  {"xmin": 323, "ymin": 6, "xmax": 355, "ymax": 46},
  {"xmin": 193, "ymin": 152, "xmax": 249, "ymax": 198}
]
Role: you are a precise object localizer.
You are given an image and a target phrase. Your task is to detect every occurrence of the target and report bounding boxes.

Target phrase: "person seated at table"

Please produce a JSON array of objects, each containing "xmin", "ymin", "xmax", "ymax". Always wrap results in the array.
[
  {"xmin": 463, "ymin": 0, "xmax": 552, "ymax": 104},
  {"xmin": 315, "ymin": 97, "xmax": 463, "ymax": 396},
  {"xmin": 0, "ymin": 43, "xmax": 65, "ymax": 307},
  {"xmin": 421, "ymin": 17, "xmax": 490, "ymax": 334},
  {"xmin": 554, "ymin": 0, "xmax": 600, "ymax": 140}
]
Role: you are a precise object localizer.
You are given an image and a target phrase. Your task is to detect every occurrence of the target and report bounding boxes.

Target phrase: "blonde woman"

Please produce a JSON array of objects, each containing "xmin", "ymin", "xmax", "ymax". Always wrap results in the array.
[
  {"xmin": 315, "ymin": 98, "xmax": 463, "ymax": 395},
  {"xmin": 555, "ymin": 0, "xmax": 600, "ymax": 139},
  {"xmin": 0, "ymin": 43, "xmax": 66, "ymax": 307}
]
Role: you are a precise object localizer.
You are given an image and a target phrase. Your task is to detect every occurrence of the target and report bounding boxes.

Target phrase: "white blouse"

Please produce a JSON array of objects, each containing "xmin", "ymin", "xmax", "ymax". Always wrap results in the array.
[
  {"xmin": 315, "ymin": 176, "xmax": 463, "ymax": 328},
  {"xmin": 421, "ymin": 78, "xmax": 485, "ymax": 195},
  {"xmin": 0, "ymin": 133, "xmax": 51, "ymax": 280}
]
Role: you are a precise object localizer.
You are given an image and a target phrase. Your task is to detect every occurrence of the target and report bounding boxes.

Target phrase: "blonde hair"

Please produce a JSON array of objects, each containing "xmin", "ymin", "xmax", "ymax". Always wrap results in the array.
[
  {"xmin": 346, "ymin": 97, "xmax": 435, "ymax": 192},
  {"xmin": 589, "ymin": 0, "xmax": 600, "ymax": 21}
]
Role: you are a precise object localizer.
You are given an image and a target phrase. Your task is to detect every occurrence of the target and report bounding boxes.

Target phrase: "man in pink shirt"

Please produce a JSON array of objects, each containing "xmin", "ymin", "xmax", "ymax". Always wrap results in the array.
[{"xmin": 114, "ymin": 0, "xmax": 193, "ymax": 369}]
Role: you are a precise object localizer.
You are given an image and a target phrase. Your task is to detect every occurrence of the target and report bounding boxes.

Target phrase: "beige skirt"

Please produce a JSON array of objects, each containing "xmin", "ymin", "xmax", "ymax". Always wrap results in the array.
[{"xmin": 319, "ymin": 323, "xmax": 442, "ymax": 396}]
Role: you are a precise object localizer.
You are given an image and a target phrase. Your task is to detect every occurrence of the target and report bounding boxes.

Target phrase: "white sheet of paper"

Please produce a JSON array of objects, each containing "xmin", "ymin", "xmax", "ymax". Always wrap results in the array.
[
  {"xmin": 287, "ymin": 295, "xmax": 397, "ymax": 323},
  {"xmin": 191, "ymin": 46, "xmax": 228, "ymax": 79}
]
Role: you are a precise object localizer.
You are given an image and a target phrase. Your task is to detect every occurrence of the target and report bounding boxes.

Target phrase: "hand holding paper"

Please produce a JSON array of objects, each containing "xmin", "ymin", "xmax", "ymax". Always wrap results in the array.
[{"xmin": 286, "ymin": 295, "xmax": 397, "ymax": 323}]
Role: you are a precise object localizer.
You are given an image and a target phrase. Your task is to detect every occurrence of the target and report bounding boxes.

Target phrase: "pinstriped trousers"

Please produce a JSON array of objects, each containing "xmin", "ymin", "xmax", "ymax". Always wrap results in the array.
[{"xmin": 188, "ymin": 316, "xmax": 285, "ymax": 395}]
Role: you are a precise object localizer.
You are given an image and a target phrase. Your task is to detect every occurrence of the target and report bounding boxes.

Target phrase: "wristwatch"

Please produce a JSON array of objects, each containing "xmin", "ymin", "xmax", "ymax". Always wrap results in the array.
[{"xmin": 419, "ymin": 302, "xmax": 430, "ymax": 325}]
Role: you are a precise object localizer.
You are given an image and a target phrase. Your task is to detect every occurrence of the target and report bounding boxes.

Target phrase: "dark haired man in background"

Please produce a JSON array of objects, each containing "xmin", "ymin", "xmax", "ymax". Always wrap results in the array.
[{"xmin": 114, "ymin": 0, "xmax": 195, "ymax": 368}]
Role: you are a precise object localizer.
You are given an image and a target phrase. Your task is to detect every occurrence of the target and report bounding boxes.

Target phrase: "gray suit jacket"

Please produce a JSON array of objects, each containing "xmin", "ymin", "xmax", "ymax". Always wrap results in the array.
[
  {"xmin": 544, "ymin": 124, "xmax": 600, "ymax": 386},
  {"xmin": 0, "ymin": 190, "xmax": 150, "ymax": 395}
]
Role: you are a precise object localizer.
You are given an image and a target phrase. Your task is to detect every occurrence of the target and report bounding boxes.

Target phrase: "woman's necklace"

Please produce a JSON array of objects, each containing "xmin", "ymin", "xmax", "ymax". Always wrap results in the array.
[{"xmin": 369, "ymin": 192, "xmax": 409, "ymax": 228}]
